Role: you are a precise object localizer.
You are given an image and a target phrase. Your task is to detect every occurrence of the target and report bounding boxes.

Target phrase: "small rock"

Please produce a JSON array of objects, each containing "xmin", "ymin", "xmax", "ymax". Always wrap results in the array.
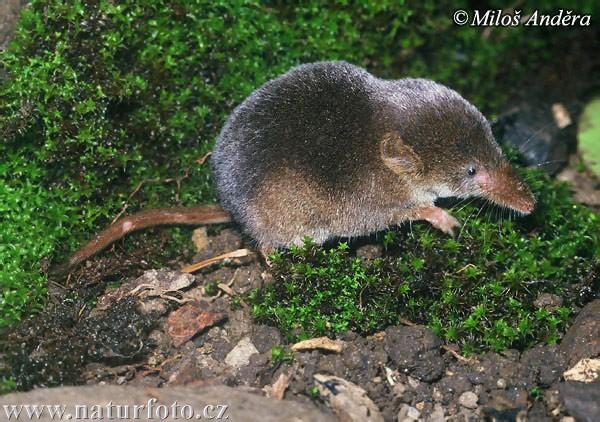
[
  {"xmin": 492, "ymin": 101, "xmax": 573, "ymax": 174},
  {"xmin": 191, "ymin": 228, "xmax": 244, "ymax": 260},
  {"xmin": 225, "ymin": 336, "xmax": 259, "ymax": 368},
  {"xmin": 356, "ymin": 244, "xmax": 383, "ymax": 261},
  {"xmin": 148, "ymin": 329, "xmax": 171, "ymax": 352},
  {"xmin": 137, "ymin": 298, "xmax": 167, "ymax": 315},
  {"xmin": 251, "ymin": 325, "xmax": 282, "ymax": 354},
  {"xmin": 497, "ymin": 378, "xmax": 507, "ymax": 389},
  {"xmin": 165, "ymin": 352, "xmax": 203, "ymax": 385},
  {"xmin": 432, "ymin": 387, "xmax": 444, "ymax": 402},
  {"xmin": 534, "ymin": 292, "xmax": 563, "ymax": 312},
  {"xmin": 559, "ymin": 300, "xmax": 600, "ymax": 366},
  {"xmin": 314, "ymin": 374, "xmax": 384, "ymax": 422},
  {"xmin": 458, "ymin": 391, "xmax": 479, "ymax": 409},
  {"xmin": 407, "ymin": 376, "xmax": 421, "ymax": 389},
  {"xmin": 437, "ymin": 375, "xmax": 472, "ymax": 396},
  {"xmin": 520, "ymin": 344, "xmax": 565, "ymax": 387},
  {"xmin": 397, "ymin": 404, "xmax": 420, "ymax": 421},
  {"xmin": 560, "ymin": 381, "xmax": 600, "ymax": 422}
]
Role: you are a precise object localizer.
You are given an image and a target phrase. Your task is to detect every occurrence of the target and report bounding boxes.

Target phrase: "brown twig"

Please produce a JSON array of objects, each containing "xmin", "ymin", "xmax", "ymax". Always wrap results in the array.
[
  {"xmin": 441, "ymin": 345, "xmax": 478, "ymax": 364},
  {"xmin": 180, "ymin": 249, "xmax": 250, "ymax": 273}
]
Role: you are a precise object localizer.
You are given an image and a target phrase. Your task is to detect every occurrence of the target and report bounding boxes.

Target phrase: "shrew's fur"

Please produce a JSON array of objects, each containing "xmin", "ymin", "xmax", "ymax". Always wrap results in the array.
[{"xmin": 64, "ymin": 61, "xmax": 534, "ymax": 270}]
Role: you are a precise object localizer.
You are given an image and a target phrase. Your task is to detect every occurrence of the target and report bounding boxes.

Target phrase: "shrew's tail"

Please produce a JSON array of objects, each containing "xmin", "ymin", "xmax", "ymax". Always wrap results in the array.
[{"xmin": 63, "ymin": 205, "xmax": 232, "ymax": 272}]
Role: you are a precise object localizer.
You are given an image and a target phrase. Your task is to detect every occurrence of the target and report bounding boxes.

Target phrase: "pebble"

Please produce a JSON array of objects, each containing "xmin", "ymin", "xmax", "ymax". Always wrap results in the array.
[
  {"xmin": 224, "ymin": 336, "xmax": 259, "ymax": 368},
  {"xmin": 458, "ymin": 391, "xmax": 479, "ymax": 409},
  {"xmin": 432, "ymin": 387, "xmax": 444, "ymax": 402},
  {"xmin": 397, "ymin": 404, "xmax": 420, "ymax": 421},
  {"xmin": 407, "ymin": 376, "xmax": 420, "ymax": 389},
  {"xmin": 496, "ymin": 378, "xmax": 507, "ymax": 389},
  {"xmin": 356, "ymin": 244, "xmax": 383, "ymax": 261}
]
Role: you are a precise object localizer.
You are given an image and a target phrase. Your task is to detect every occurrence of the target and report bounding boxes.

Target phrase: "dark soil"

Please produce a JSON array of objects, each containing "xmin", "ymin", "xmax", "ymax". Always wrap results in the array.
[{"xmin": 1, "ymin": 215, "xmax": 599, "ymax": 420}]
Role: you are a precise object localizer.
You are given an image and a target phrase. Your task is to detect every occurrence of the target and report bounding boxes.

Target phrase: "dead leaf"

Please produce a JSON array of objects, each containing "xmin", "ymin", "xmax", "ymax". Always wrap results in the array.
[
  {"xmin": 167, "ymin": 303, "xmax": 226, "ymax": 347},
  {"xmin": 291, "ymin": 337, "xmax": 344, "ymax": 353},
  {"xmin": 267, "ymin": 372, "xmax": 291, "ymax": 400},
  {"xmin": 552, "ymin": 103, "xmax": 572, "ymax": 129},
  {"xmin": 563, "ymin": 358, "xmax": 600, "ymax": 383}
]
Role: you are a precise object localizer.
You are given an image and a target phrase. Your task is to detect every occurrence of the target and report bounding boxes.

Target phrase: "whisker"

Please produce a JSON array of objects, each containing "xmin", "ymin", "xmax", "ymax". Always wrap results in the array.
[
  {"xmin": 514, "ymin": 121, "xmax": 556, "ymax": 156},
  {"xmin": 455, "ymin": 197, "xmax": 477, "ymax": 214},
  {"xmin": 535, "ymin": 159, "xmax": 565, "ymax": 168}
]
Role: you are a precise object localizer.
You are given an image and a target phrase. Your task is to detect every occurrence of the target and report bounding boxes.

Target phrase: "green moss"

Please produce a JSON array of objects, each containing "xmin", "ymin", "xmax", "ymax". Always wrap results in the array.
[
  {"xmin": 0, "ymin": 151, "xmax": 72, "ymax": 327},
  {"xmin": 271, "ymin": 346, "xmax": 293, "ymax": 364},
  {"xmin": 0, "ymin": 0, "xmax": 597, "ymax": 326},
  {"xmin": 250, "ymin": 169, "xmax": 600, "ymax": 352},
  {"xmin": 0, "ymin": 377, "xmax": 16, "ymax": 394}
]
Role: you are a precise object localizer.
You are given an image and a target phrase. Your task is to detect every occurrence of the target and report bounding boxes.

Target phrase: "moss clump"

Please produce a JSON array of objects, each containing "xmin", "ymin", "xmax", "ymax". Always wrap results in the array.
[
  {"xmin": 249, "ymin": 169, "xmax": 600, "ymax": 353},
  {"xmin": 0, "ymin": 152, "xmax": 72, "ymax": 327},
  {"xmin": 0, "ymin": 0, "xmax": 596, "ymax": 326}
]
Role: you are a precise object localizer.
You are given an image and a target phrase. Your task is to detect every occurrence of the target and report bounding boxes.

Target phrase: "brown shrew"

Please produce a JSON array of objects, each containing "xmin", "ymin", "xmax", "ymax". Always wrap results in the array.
[{"xmin": 64, "ymin": 61, "xmax": 535, "ymax": 270}]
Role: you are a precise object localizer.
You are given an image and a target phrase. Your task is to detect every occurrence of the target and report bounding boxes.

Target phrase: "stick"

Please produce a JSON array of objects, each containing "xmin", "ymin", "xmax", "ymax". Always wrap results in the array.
[{"xmin": 180, "ymin": 248, "xmax": 250, "ymax": 273}]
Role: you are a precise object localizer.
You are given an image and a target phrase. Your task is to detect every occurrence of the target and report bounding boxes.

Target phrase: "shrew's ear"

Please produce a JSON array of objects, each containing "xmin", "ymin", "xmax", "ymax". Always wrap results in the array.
[{"xmin": 380, "ymin": 132, "xmax": 423, "ymax": 176}]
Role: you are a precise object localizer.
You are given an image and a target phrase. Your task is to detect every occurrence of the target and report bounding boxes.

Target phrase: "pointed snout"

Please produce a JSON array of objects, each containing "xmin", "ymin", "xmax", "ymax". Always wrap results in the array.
[{"xmin": 475, "ymin": 163, "xmax": 535, "ymax": 215}]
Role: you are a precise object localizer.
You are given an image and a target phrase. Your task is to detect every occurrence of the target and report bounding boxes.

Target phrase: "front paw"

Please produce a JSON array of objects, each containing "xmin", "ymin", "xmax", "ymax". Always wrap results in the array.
[
  {"xmin": 414, "ymin": 207, "xmax": 461, "ymax": 236},
  {"xmin": 431, "ymin": 211, "xmax": 461, "ymax": 236}
]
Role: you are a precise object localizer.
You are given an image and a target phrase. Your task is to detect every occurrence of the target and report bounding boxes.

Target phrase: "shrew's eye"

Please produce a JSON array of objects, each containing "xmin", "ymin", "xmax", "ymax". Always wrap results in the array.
[{"xmin": 467, "ymin": 166, "xmax": 477, "ymax": 176}]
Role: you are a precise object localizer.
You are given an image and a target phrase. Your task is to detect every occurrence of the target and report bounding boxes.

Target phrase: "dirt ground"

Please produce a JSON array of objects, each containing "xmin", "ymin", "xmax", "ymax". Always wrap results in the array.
[{"xmin": 3, "ymin": 195, "xmax": 599, "ymax": 421}]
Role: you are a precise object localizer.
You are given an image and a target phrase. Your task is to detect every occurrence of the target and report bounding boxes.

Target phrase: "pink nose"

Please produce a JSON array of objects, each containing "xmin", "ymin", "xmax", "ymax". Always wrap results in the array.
[{"xmin": 476, "ymin": 166, "xmax": 536, "ymax": 214}]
